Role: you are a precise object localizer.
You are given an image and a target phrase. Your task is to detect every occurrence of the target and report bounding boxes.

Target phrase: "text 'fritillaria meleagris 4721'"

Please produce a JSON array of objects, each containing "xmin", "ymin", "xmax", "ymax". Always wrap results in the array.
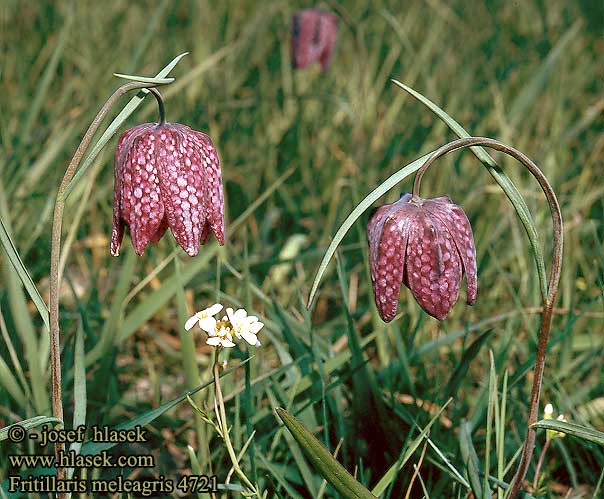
[
  {"xmin": 367, "ymin": 193, "xmax": 477, "ymax": 322},
  {"xmin": 111, "ymin": 122, "xmax": 225, "ymax": 257},
  {"xmin": 291, "ymin": 9, "xmax": 338, "ymax": 72}
]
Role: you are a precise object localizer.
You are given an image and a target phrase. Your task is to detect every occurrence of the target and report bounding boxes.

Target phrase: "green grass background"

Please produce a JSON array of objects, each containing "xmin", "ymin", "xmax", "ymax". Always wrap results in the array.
[{"xmin": 0, "ymin": 0, "xmax": 603, "ymax": 497}]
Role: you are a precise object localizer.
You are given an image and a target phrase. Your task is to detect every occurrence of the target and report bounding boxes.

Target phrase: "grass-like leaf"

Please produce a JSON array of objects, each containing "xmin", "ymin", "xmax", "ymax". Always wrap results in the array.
[
  {"xmin": 0, "ymin": 416, "xmax": 62, "ymax": 442},
  {"xmin": 532, "ymin": 419, "xmax": 604, "ymax": 445},
  {"xmin": 67, "ymin": 321, "xmax": 87, "ymax": 481},
  {"xmin": 460, "ymin": 420, "xmax": 491, "ymax": 499},
  {"xmin": 275, "ymin": 407, "xmax": 378, "ymax": 499},
  {"xmin": 0, "ymin": 217, "xmax": 50, "ymax": 331},
  {"xmin": 113, "ymin": 73, "xmax": 175, "ymax": 84}
]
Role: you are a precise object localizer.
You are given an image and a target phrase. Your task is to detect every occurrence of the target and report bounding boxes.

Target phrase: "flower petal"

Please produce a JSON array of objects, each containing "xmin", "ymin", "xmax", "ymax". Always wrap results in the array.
[
  {"xmin": 221, "ymin": 338, "xmax": 236, "ymax": 348},
  {"xmin": 248, "ymin": 321, "xmax": 264, "ymax": 334},
  {"xmin": 204, "ymin": 303, "xmax": 223, "ymax": 316},
  {"xmin": 184, "ymin": 313, "xmax": 200, "ymax": 331},
  {"xmin": 405, "ymin": 212, "xmax": 462, "ymax": 320},
  {"xmin": 423, "ymin": 198, "xmax": 477, "ymax": 305},
  {"xmin": 156, "ymin": 126, "xmax": 202, "ymax": 256},
  {"xmin": 198, "ymin": 316, "xmax": 217, "ymax": 334},
  {"xmin": 206, "ymin": 337, "xmax": 221, "ymax": 346},
  {"xmin": 240, "ymin": 331, "xmax": 258, "ymax": 346},
  {"xmin": 367, "ymin": 195, "xmax": 413, "ymax": 322}
]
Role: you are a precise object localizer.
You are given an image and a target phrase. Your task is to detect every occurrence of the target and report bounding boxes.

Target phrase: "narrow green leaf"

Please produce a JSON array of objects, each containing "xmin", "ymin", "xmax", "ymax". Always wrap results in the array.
[
  {"xmin": 0, "ymin": 417, "xmax": 63, "ymax": 441},
  {"xmin": 460, "ymin": 420, "xmax": 491, "ymax": 499},
  {"xmin": 275, "ymin": 408, "xmax": 377, "ymax": 499},
  {"xmin": 113, "ymin": 73, "xmax": 174, "ymax": 84},
  {"xmin": 391, "ymin": 79, "xmax": 548, "ymax": 300},
  {"xmin": 531, "ymin": 419, "xmax": 604, "ymax": 445},
  {"xmin": 67, "ymin": 321, "xmax": 87, "ymax": 480},
  {"xmin": 0, "ymin": 356, "xmax": 25, "ymax": 406},
  {"xmin": 63, "ymin": 52, "xmax": 189, "ymax": 198},
  {"xmin": 307, "ymin": 150, "xmax": 434, "ymax": 307},
  {"xmin": 0, "ymin": 216, "xmax": 50, "ymax": 331}
]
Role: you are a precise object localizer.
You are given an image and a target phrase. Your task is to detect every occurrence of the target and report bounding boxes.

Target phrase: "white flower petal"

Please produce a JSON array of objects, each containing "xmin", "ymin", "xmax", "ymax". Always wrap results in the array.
[
  {"xmin": 205, "ymin": 303, "xmax": 223, "ymax": 316},
  {"xmin": 199, "ymin": 316, "xmax": 217, "ymax": 334},
  {"xmin": 255, "ymin": 339, "xmax": 261, "ymax": 347},
  {"xmin": 233, "ymin": 308, "xmax": 247, "ymax": 322},
  {"xmin": 226, "ymin": 307, "xmax": 235, "ymax": 323},
  {"xmin": 206, "ymin": 337, "xmax": 221, "ymax": 346},
  {"xmin": 248, "ymin": 321, "xmax": 264, "ymax": 334},
  {"xmin": 221, "ymin": 339, "xmax": 236, "ymax": 348},
  {"xmin": 240, "ymin": 331, "xmax": 258, "ymax": 346},
  {"xmin": 184, "ymin": 313, "xmax": 200, "ymax": 331}
]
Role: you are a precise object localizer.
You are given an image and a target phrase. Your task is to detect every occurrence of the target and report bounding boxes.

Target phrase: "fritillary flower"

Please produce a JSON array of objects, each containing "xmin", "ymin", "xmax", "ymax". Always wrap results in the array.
[
  {"xmin": 291, "ymin": 9, "xmax": 338, "ymax": 72},
  {"xmin": 111, "ymin": 122, "xmax": 225, "ymax": 257},
  {"xmin": 367, "ymin": 193, "xmax": 477, "ymax": 322}
]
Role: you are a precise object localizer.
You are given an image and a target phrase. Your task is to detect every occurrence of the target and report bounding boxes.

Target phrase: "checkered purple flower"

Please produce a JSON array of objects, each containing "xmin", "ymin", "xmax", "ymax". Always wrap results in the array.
[
  {"xmin": 367, "ymin": 194, "xmax": 477, "ymax": 322},
  {"xmin": 111, "ymin": 122, "xmax": 225, "ymax": 257},
  {"xmin": 291, "ymin": 9, "xmax": 338, "ymax": 72}
]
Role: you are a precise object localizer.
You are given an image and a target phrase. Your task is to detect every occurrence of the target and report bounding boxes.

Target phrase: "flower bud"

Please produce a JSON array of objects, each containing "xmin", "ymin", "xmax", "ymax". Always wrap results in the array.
[
  {"xmin": 111, "ymin": 122, "xmax": 225, "ymax": 256},
  {"xmin": 291, "ymin": 9, "xmax": 338, "ymax": 72},
  {"xmin": 367, "ymin": 194, "xmax": 477, "ymax": 321}
]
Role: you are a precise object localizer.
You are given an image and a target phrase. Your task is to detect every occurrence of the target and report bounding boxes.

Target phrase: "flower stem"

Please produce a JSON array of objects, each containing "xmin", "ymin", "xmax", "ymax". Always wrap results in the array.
[
  {"xmin": 147, "ymin": 87, "xmax": 166, "ymax": 125},
  {"xmin": 412, "ymin": 137, "xmax": 563, "ymax": 499},
  {"xmin": 532, "ymin": 438, "xmax": 551, "ymax": 490},
  {"xmin": 49, "ymin": 80, "xmax": 169, "ymax": 494},
  {"xmin": 212, "ymin": 350, "xmax": 262, "ymax": 498}
]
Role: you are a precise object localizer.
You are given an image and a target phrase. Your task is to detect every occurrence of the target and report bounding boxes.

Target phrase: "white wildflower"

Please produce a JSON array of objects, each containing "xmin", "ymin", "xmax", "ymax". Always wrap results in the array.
[
  {"xmin": 185, "ymin": 303, "xmax": 223, "ymax": 332},
  {"xmin": 226, "ymin": 307, "xmax": 264, "ymax": 347}
]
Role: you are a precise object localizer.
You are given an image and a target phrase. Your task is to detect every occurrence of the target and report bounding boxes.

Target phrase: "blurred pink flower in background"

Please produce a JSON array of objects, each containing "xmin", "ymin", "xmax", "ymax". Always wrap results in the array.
[
  {"xmin": 111, "ymin": 122, "xmax": 225, "ymax": 257},
  {"xmin": 291, "ymin": 9, "xmax": 338, "ymax": 72},
  {"xmin": 367, "ymin": 193, "xmax": 477, "ymax": 322}
]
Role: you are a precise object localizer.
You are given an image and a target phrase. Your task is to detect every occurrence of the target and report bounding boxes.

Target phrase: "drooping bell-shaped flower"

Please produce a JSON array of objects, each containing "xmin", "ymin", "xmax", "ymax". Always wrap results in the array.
[
  {"xmin": 291, "ymin": 9, "xmax": 338, "ymax": 72},
  {"xmin": 367, "ymin": 193, "xmax": 477, "ymax": 322},
  {"xmin": 111, "ymin": 122, "xmax": 225, "ymax": 257}
]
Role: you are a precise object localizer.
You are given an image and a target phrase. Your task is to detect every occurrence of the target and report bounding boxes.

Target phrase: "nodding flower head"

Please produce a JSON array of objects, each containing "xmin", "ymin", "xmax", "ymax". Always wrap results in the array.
[
  {"xmin": 111, "ymin": 122, "xmax": 225, "ymax": 257},
  {"xmin": 367, "ymin": 193, "xmax": 477, "ymax": 322},
  {"xmin": 291, "ymin": 9, "xmax": 338, "ymax": 72}
]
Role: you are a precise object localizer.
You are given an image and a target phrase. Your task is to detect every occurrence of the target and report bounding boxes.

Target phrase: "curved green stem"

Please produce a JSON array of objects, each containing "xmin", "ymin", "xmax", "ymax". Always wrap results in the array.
[
  {"xmin": 147, "ymin": 87, "xmax": 166, "ymax": 125},
  {"xmin": 49, "ymin": 81, "xmax": 167, "ymax": 493},
  {"xmin": 412, "ymin": 137, "xmax": 563, "ymax": 499},
  {"xmin": 212, "ymin": 350, "xmax": 262, "ymax": 498}
]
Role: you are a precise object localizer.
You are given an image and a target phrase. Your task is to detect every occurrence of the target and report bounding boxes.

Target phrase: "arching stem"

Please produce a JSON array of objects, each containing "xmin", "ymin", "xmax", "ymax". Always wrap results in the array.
[
  {"xmin": 148, "ymin": 87, "xmax": 166, "ymax": 125},
  {"xmin": 49, "ymin": 81, "xmax": 167, "ymax": 494},
  {"xmin": 412, "ymin": 137, "xmax": 563, "ymax": 499}
]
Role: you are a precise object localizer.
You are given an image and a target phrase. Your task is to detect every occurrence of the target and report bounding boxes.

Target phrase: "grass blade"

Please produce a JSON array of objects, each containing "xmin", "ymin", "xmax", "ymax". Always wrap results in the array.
[
  {"xmin": 275, "ymin": 407, "xmax": 378, "ymax": 499},
  {"xmin": 67, "ymin": 320, "xmax": 87, "ymax": 481},
  {"xmin": 0, "ymin": 216, "xmax": 50, "ymax": 331},
  {"xmin": 531, "ymin": 420, "xmax": 604, "ymax": 445},
  {"xmin": 0, "ymin": 416, "xmax": 63, "ymax": 441}
]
